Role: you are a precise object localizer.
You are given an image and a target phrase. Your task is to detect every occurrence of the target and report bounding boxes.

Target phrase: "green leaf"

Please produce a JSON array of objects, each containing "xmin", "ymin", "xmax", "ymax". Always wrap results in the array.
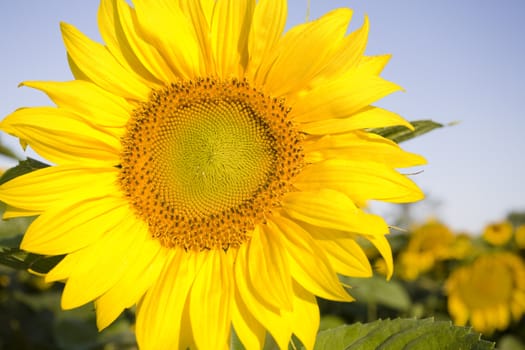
[
  {"xmin": 0, "ymin": 157, "xmax": 50, "ymax": 185},
  {"xmin": 369, "ymin": 120, "xmax": 444, "ymax": 144},
  {"xmin": 312, "ymin": 318, "xmax": 495, "ymax": 350},
  {"xmin": 0, "ymin": 248, "xmax": 63, "ymax": 273},
  {"xmin": 342, "ymin": 275, "xmax": 411, "ymax": 311}
]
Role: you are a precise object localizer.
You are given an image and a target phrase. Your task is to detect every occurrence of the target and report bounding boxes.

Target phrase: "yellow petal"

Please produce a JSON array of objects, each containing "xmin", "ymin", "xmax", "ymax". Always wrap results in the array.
[
  {"xmin": 234, "ymin": 243, "xmax": 292, "ymax": 349},
  {"xmin": 291, "ymin": 74, "xmax": 402, "ymax": 123},
  {"xmin": 359, "ymin": 54, "xmax": 392, "ymax": 75},
  {"xmin": 45, "ymin": 252, "xmax": 81, "ymax": 283},
  {"xmin": 246, "ymin": 0, "xmax": 287, "ymax": 80},
  {"xmin": 304, "ymin": 131, "xmax": 426, "ymax": 168},
  {"xmin": 309, "ymin": 227, "xmax": 373, "ymax": 277},
  {"xmin": 210, "ymin": 0, "xmax": 255, "ymax": 77},
  {"xmin": 300, "ymin": 107, "xmax": 413, "ymax": 135},
  {"xmin": 98, "ymin": 0, "xmax": 175, "ymax": 83},
  {"xmin": 284, "ymin": 282, "xmax": 320, "ymax": 350},
  {"xmin": 269, "ymin": 215, "xmax": 353, "ymax": 302},
  {"xmin": 262, "ymin": 8, "xmax": 353, "ymax": 96},
  {"xmin": 3, "ymin": 205, "xmax": 39, "ymax": 219},
  {"xmin": 136, "ymin": 250, "xmax": 202, "ymax": 349},
  {"xmin": 133, "ymin": 0, "xmax": 201, "ymax": 79},
  {"xmin": 60, "ymin": 215, "xmax": 151, "ymax": 309},
  {"xmin": 365, "ymin": 234, "xmax": 393, "ymax": 279},
  {"xmin": 21, "ymin": 196, "xmax": 130, "ymax": 255},
  {"xmin": 282, "ymin": 189, "xmax": 389, "ymax": 235},
  {"xmin": 317, "ymin": 16, "xmax": 369, "ymax": 79},
  {"xmin": 295, "ymin": 159, "xmax": 425, "ymax": 207},
  {"xmin": 189, "ymin": 249, "xmax": 233, "ymax": 350},
  {"xmin": 247, "ymin": 225, "xmax": 293, "ymax": 310},
  {"xmin": 1, "ymin": 107, "xmax": 120, "ymax": 165},
  {"xmin": 21, "ymin": 80, "xmax": 132, "ymax": 129},
  {"xmin": 177, "ymin": 0, "xmax": 214, "ymax": 74},
  {"xmin": 232, "ymin": 287, "xmax": 266, "ymax": 350},
  {"xmin": 0, "ymin": 165, "xmax": 119, "ymax": 212},
  {"xmin": 61, "ymin": 22, "xmax": 151, "ymax": 100},
  {"xmin": 95, "ymin": 243, "xmax": 166, "ymax": 330}
]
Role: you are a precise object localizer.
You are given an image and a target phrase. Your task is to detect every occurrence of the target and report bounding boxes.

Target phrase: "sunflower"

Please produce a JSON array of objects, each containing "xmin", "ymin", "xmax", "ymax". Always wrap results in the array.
[
  {"xmin": 482, "ymin": 220, "xmax": 513, "ymax": 246},
  {"xmin": 0, "ymin": 1, "xmax": 425, "ymax": 349},
  {"xmin": 445, "ymin": 252, "xmax": 525, "ymax": 334},
  {"xmin": 397, "ymin": 220, "xmax": 454, "ymax": 280}
]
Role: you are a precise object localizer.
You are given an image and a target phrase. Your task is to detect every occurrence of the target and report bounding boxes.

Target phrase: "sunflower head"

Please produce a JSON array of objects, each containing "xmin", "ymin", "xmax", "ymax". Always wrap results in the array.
[
  {"xmin": 445, "ymin": 252, "xmax": 525, "ymax": 334},
  {"xmin": 397, "ymin": 220, "xmax": 454, "ymax": 280},
  {"xmin": 482, "ymin": 221, "xmax": 513, "ymax": 246},
  {"xmin": 0, "ymin": 0, "xmax": 426, "ymax": 349}
]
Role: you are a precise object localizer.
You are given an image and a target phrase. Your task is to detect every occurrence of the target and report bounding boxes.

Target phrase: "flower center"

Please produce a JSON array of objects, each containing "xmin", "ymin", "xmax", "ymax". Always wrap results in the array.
[{"xmin": 119, "ymin": 78, "xmax": 304, "ymax": 250}]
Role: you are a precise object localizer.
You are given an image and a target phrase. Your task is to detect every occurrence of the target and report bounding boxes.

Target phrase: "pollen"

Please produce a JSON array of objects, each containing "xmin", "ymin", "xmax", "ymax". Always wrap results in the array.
[{"xmin": 118, "ymin": 78, "xmax": 304, "ymax": 250}]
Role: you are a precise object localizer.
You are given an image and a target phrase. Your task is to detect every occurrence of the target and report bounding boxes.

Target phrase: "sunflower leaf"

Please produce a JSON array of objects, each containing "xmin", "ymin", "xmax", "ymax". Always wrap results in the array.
[
  {"xmin": 311, "ymin": 318, "xmax": 495, "ymax": 350},
  {"xmin": 0, "ymin": 157, "xmax": 50, "ymax": 185},
  {"xmin": 0, "ymin": 247, "xmax": 62, "ymax": 273},
  {"xmin": 341, "ymin": 275, "xmax": 411, "ymax": 311},
  {"xmin": 369, "ymin": 120, "xmax": 444, "ymax": 144}
]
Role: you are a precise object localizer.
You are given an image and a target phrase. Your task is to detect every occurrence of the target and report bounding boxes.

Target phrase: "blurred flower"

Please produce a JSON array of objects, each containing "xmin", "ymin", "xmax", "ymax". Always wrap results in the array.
[
  {"xmin": 482, "ymin": 221, "xmax": 513, "ymax": 246},
  {"xmin": 515, "ymin": 224, "xmax": 525, "ymax": 249},
  {"xmin": 397, "ymin": 220, "xmax": 455, "ymax": 280},
  {"xmin": 448, "ymin": 233, "xmax": 473, "ymax": 259},
  {"xmin": 0, "ymin": 0, "xmax": 425, "ymax": 348},
  {"xmin": 445, "ymin": 252, "xmax": 525, "ymax": 334}
]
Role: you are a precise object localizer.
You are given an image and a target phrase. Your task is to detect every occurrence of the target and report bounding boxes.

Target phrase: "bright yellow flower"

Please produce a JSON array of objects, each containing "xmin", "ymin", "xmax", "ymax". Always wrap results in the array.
[
  {"xmin": 515, "ymin": 224, "xmax": 525, "ymax": 249},
  {"xmin": 482, "ymin": 220, "xmax": 513, "ymax": 246},
  {"xmin": 0, "ymin": 1, "xmax": 425, "ymax": 349},
  {"xmin": 397, "ymin": 220, "xmax": 454, "ymax": 280},
  {"xmin": 445, "ymin": 252, "xmax": 525, "ymax": 334}
]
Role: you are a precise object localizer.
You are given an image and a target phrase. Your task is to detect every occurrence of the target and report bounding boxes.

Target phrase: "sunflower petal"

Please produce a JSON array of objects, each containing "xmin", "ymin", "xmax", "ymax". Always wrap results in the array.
[
  {"xmin": 304, "ymin": 131, "xmax": 426, "ymax": 167},
  {"xmin": 21, "ymin": 197, "xmax": 129, "ymax": 255},
  {"xmin": 234, "ymin": 244, "xmax": 292, "ymax": 349},
  {"xmin": 21, "ymin": 80, "xmax": 132, "ymax": 129},
  {"xmin": 247, "ymin": 225, "xmax": 293, "ymax": 310},
  {"xmin": 177, "ymin": 0, "xmax": 214, "ymax": 74},
  {"xmin": 317, "ymin": 16, "xmax": 369, "ymax": 78},
  {"xmin": 210, "ymin": 0, "xmax": 255, "ymax": 77},
  {"xmin": 61, "ymin": 22, "xmax": 151, "ymax": 100},
  {"xmin": 98, "ymin": 0, "xmax": 176, "ymax": 83},
  {"xmin": 364, "ymin": 234, "xmax": 394, "ymax": 279},
  {"xmin": 1, "ymin": 107, "xmax": 120, "ymax": 165},
  {"xmin": 300, "ymin": 106, "xmax": 413, "ymax": 135},
  {"xmin": 246, "ymin": 0, "xmax": 287, "ymax": 79},
  {"xmin": 0, "ymin": 166, "xmax": 119, "ymax": 212},
  {"xmin": 189, "ymin": 249, "xmax": 233, "ymax": 350},
  {"xmin": 282, "ymin": 189, "xmax": 389, "ymax": 235},
  {"xmin": 269, "ymin": 215, "xmax": 353, "ymax": 302},
  {"xmin": 284, "ymin": 282, "xmax": 320, "ymax": 350},
  {"xmin": 232, "ymin": 287, "xmax": 266, "ymax": 350},
  {"xmin": 60, "ymin": 216, "xmax": 151, "ymax": 309},
  {"xmin": 262, "ymin": 8, "xmax": 353, "ymax": 96},
  {"xmin": 133, "ymin": 0, "xmax": 201, "ymax": 79},
  {"xmin": 292, "ymin": 75, "xmax": 403, "ymax": 123},
  {"xmin": 95, "ymin": 243, "xmax": 166, "ymax": 330},
  {"xmin": 136, "ymin": 250, "xmax": 203, "ymax": 349},
  {"xmin": 295, "ymin": 158, "xmax": 425, "ymax": 206}
]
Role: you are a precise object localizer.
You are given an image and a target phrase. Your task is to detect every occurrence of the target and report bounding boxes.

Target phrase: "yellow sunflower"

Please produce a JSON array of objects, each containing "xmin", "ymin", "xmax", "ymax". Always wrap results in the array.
[
  {"xmin": 482, "ymin": 220, "xmax": 513, "ymax": 246},
  {"xmin": 0, "ymin": 1, "xmax": 425, "ymax": 349},
  {"xmin": 397, "ymin": 220, "xmax": 454, "ymax": 280},
  {"xmin": 445, "ymin": 252, "xmax": 525, "ymax": 334}
]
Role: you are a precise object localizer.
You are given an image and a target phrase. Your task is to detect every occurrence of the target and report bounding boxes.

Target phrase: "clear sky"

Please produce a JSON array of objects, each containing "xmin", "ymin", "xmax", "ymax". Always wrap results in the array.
[{"xmin": 1, "ymin": 1, "xmax": 524, "ymax": 234}]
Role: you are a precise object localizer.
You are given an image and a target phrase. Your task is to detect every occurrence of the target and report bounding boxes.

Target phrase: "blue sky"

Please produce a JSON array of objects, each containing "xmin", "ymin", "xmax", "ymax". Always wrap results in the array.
[{"xmin": 1, "ymin": 1, "xmax": 524, "ymax": 234}]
